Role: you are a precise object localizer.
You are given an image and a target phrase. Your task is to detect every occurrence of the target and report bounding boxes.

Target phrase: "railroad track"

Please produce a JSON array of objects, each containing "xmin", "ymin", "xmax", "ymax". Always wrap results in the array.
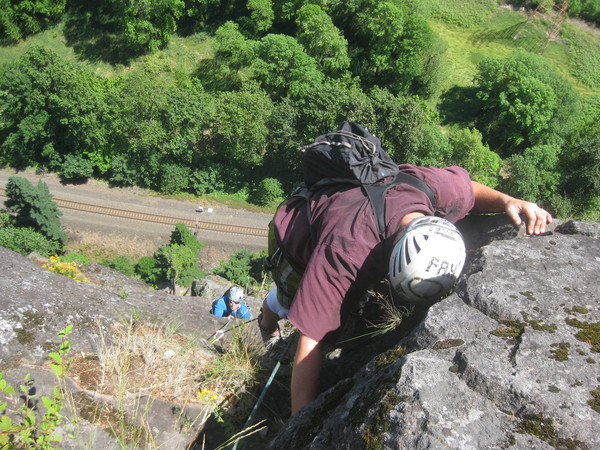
[{"xmin": 0, "ymin": 188, "xmax": 268, "ymax": 237}]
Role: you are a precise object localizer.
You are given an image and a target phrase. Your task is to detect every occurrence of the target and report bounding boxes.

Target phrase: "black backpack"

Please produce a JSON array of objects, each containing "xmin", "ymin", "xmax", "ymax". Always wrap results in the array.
[
  {"xmin": 265, "ymin": 121, "xmax": 438, "ymax": 303},
  {"xmin": 300, "ymin": 121, "xmax": 437, "ymax": 239}
]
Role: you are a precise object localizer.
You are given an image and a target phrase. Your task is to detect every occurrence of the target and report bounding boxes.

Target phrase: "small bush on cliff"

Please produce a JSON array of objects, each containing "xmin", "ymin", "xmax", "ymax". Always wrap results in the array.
[
  {"xmin": 149, "ymin": 223, "xmax": 204, "ymax": 289},
  {"xmin": 213, "ymin": 249, "xmax": 268, "ymax": 291},
  {"xmin": 135, "ymin": 256, "xmax": 163, "ymax": 287},
  {"xmin": 0, "ymin": 325, "xmax": 73, "ymax": 448},
  {"xmin": 0, "ymin": 226, "xmax": 62, "ymax": 257},
  {"xmin": 0, "ymin": 211, "xmax": 12, "ymax": 228},
  {"xmin": 101, "ymin": 255, "xmax": 136, "ymax": 277}
]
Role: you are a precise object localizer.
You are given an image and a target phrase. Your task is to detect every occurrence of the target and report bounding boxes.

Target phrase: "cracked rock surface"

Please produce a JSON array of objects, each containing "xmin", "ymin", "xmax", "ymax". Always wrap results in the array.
[{"xmin": 270, "ymin": 219, "xmax": 599, "ymax": 450}]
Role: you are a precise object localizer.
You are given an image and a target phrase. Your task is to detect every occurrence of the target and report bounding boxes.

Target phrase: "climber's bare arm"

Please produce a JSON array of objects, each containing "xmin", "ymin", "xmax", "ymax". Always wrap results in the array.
[
  {"xmin": 291, "ymin": 333, "xmax": 322, "ymax": 415},
  {"xmin": 470, "ymin": 181, "xmax": 552, "ymax": 235}
]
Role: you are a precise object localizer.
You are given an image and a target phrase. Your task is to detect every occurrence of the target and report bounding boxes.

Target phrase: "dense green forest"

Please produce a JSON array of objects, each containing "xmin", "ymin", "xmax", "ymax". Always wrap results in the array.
[{"xmin": 1, "ymin": 0, "xmax": 599, "ymax": 220}]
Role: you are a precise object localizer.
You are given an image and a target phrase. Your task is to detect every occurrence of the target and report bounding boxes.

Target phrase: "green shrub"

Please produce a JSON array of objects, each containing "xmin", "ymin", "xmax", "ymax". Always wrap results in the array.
[
  {"xmin": 0, "ymin": 211, "xmax": 12, "ymax": 228},
  {"xmin": 60, "ymin": 154, "xmax": 95, "ymax": 181},
  {"xmin": 450, "ymin": 127, "xmax": 501, "ymax": 188},
  {"xmin": 159, "ymin": 164, "xmax": 191, "ymax": 195},
  {"xmin": 154, "ymin": 244, "xmax": 202, "ymax": 288},
  {"xmin": 250, "ymin": 178, "xmax": 284, "ymax": 206},
  {"xmin": 108, "ymin": 155, "xmax": 137, "ymax": 187},
  {"xmin": 546, "ymin": 193, "xmax": 574, "ymax": 220},
  {"xmin": 190, "ymin": 166, "xmax": 226, "ymax": 195},
  {"xmin": 0, "ymin": 227, "xmax": 61, "ymax": 257},
  {"xmin": 502, "ymin": 144, "xmax": 561, "ymax": 205},
  {"xmin": 213, "ymin": 249, "xmax": 268, "ymax": 290},
  {"xmin": 135, "ymin": 256, "xmax": 164, "ymax": 286},
  {"xmin": 61, "ymin": 252, "xmax": 91, "ymax": 265},
  {"xmin": 101, "ymin": 255, "xmax": 136, "ymax": 277},
  {"xmin": 169, "ymin": 223, "xmax": 203, "ymax": 255},
  {"xmin": 576, "ymin": 195, "xmax": 600, "ymax": 222}
]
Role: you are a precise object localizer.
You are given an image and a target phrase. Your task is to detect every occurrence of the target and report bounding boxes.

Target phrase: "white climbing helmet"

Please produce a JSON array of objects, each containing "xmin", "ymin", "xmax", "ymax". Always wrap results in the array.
[
  {"xmin": 389, "ymin": 216, "xmax": 466, "ymax": 302},
  {"xmin": 228, "ymin": 286, "xmax": 244, "ymax": 303}
]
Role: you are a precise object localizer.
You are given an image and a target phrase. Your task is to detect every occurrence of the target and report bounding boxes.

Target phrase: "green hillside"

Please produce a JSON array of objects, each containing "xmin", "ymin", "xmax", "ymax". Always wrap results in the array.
[
  {"xmin": 1, "ymin": 7, "xmax": 597, "ymax": 93},
  {"xmin": 0, "ymin": 1, "xmax": 599, "ymax": 221}
]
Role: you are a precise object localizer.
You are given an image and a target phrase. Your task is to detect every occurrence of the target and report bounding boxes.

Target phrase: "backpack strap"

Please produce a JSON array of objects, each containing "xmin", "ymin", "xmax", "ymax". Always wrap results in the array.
[{"xmin": 364, "ymin": 171, "xmax": 438, "ymax": 240}]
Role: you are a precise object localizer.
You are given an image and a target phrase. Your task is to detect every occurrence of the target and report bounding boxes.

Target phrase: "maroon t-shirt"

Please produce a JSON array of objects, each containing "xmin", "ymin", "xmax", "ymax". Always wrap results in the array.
[{"xmin": 274, "ymin": 165, "xmax": 475, "ymax": 342}]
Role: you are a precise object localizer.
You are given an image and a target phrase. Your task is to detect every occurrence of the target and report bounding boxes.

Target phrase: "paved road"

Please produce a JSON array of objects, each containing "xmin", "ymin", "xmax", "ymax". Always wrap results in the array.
[{"xmin": 0, "ymin": 168, "xmax": 271, "ymax": 267}]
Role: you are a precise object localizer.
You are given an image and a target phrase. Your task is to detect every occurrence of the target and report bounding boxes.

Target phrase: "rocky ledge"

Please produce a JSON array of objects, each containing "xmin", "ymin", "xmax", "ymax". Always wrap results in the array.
[{"xmin": 270, "ymin": 218, "xmax": 599, "ymax": 450}]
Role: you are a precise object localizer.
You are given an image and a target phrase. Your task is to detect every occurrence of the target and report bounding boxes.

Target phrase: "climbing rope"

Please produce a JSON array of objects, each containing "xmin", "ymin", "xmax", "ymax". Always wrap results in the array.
[
  {"xmin": 208, "ymin": 317, "xmax": 258, "ymax": 343},
  {"xmin": 231, "ymin": 331, "xmax": 298, "ymax": 450}
]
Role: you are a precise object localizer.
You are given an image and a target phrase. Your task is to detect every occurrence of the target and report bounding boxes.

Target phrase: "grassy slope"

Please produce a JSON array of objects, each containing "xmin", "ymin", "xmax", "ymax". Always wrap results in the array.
[
  {"xmin": 0, "ymin": 22, "xmax": 215, "ymax": 79},
  {"xmin": 432, "ymin": 9, "xmax": 600, "ymax": 96}
]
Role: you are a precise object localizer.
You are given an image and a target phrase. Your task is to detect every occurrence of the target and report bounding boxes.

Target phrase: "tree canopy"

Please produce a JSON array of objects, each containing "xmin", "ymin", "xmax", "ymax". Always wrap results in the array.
[{"xmin": 0, "ymin": 2, "xmax": 598, "ymax": 221}]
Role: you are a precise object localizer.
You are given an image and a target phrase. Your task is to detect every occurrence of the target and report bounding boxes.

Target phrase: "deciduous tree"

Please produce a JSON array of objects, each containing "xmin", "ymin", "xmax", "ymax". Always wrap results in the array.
[
  {"xmin": 209, "ymin": 82, "xmax": 274, "ymax": 168},
  {"xmin": 0, "ymin": 0, "xmax": 66, "ymax": 43},
  {"xmin": 110, "ymin": 0, "xmax": 185, "ymax": 53},
  {"xmin": 253, "ymin": 33, "xmax": 323, "ymax": 99},
  {"xmin": 0, "ymin": 47, "xmax": 108, "ymax": 171},
  {"xmin": 450, "ymin": 127, "xmax": 501, "ymax": 188},
  {"xmin": 502, "ymin": 144, "xmax": 561, "ymax": 206},
  {"xmin": 474, "ymin": 49, "xmax": 579, "ymax": 155},
  {"xmin": 296, "ymin": 4, "xmax": 350, "ymax": 77}
]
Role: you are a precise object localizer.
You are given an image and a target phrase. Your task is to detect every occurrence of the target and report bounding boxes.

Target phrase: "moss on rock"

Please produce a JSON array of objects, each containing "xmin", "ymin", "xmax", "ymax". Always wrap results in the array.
[
  {"xmin": 432, "ymin": 339, "xmax": 465, "ymax": 350},
  {"xmin": 566, "ymin": 319, "xmax": 600, "ymax": 353},
  {"xmin": 517, "ymin": 414, "xmax": 583, "ymax": 448},
  {"xmin": 549, "ymin": 342, "xmax": 571, "ymax": 361}
]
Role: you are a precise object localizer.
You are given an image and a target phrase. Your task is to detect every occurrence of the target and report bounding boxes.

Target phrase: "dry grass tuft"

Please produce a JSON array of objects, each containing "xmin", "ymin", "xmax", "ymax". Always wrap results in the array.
[
  {"xmin": 66, "ymin": 319, "xmax": 268, "ymax": 448},
  {"xmin": 364, "ymin": 290, "xmax": 414, "ymax": 338},
  {"xmin": 198, "ymin": 323, "xmax": 265, "ymax": 419},
  {"xmin": 64, "ymin": 228, "xmax": 166, "ymax": 262},
  {"xmin": 71, "ymin": 320, "xmax": 215, "ymax": 403}
]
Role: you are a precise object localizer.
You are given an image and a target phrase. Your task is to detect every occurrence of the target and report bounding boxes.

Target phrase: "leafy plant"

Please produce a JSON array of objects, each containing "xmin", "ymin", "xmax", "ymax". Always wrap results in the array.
[
  {"xmin": 450, "ymin": 127, "xmax": 501, "ymax": 188},
  {"xmin": 474, "ymin": 49, "xmax": 580, "ymax": 156},
  {"xmin": 61, "ymin": 252, "xmax": 90, "ymax": 265},
  {"xmin": 134, "ymin": 256, "xmax": 164, "ymax": 287},
  {"xmin": 0, "ymin": 226, "xmax": 62, "ymax": 257},
  {"xmin": 0, "ymin": 0, "xmax": 67, "ymax": 43},
  {"xmin": 159, "ymin": 163, "xmax": 191, "ymax": 195},
  {"xmin": 249, "ymin": 178, "xmax": 284, "ymax": 206},
  {"xmin": 213, "ymin": 249, "xmax": 267, "ymax": 292},
  {"xmin": 155, "ymin": 243, "xmax": 202, "ymax": 289},
  {"xmin": 60, "ymin": 154, "xmax": 94, "ymax": 181},
  {"xmin": 101, "ymin": 255, "xmax": 136, "ymax": 277},
  {"xmin": 0, "ymin": 325, "xmax": 73, "ymax": 448},
  {"xmin": 169, "ymin": 223, "xmax": 203, "ymax": 254},
  {"xmin": 0, "ymin": 211, "xmax": 12, "ymax": 228}
]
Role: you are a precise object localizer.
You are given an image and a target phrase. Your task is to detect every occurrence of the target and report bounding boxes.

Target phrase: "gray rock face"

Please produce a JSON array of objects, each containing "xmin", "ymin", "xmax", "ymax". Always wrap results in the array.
[{"xmin": 269, "ymin": 220, "xmax": 600, "ymax": 449}]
